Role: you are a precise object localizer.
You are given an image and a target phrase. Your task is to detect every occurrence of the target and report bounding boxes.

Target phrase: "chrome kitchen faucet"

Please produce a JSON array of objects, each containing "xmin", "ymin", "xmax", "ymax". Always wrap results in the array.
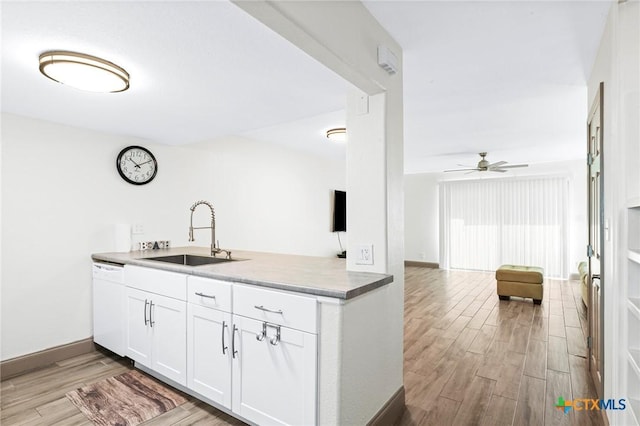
[{"xmin": 188, "ymin": 200, "xmax": 232, "ymax": 259}]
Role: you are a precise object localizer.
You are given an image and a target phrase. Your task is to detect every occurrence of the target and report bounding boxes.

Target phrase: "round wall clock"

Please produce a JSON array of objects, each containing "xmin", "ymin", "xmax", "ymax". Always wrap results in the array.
[{"xmin": 116, "ymin": 146, "xmax": 158, "ymax": 185}]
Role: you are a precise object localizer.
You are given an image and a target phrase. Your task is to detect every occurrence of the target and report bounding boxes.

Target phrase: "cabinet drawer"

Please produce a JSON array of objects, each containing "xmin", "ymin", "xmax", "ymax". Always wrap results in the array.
[
  {"xmin": 233, "ymin": 285, "xmax": 317, "ymax": 334},
  {"xmin": 187, "ymin": 276, "xmax": 232, "ymax": 312},
  {"xmin": 125, "ymin": 265, "xmax": 187, "ymax": 300}
]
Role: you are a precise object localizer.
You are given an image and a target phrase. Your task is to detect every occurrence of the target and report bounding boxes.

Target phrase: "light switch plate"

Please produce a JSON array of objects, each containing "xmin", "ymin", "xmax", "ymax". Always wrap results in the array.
[
  {"xmin": 355, "ymin": 244, "xmax": 374, "ymax": 265},
  {"xmin": 133, "ymin": 224, "xmax": 144, "ymax": 235}
]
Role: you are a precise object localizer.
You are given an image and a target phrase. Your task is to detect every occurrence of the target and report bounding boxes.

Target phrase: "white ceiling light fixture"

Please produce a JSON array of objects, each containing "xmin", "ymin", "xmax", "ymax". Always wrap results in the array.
[
  {"xmin": 39, "ymin": 51, "xmax": 130, "ymax": 93},
  {"xmin": 326, "ymin": 127, "xmax": 346, "ymax": 142}
]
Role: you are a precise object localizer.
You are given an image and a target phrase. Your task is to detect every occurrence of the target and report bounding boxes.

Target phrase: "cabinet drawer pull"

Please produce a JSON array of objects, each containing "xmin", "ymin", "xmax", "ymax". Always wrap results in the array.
[
  {"xmin": 256, "ymin": 322, "xmax": 267, "ymax": 341},
  {"xmin": 195, "ymin": 292, "xmax": 216, "ymax": 300},
  {"xmin": 222, "ymin": 321, "xmax": 228, "ymax": 355},
  {"xmin": 232, "ymin": 325, "xmax": 238, "ymax": 359},
  {"xmin": 149, "ymin": 301, "xmax": 155, "ymax": 327},
  {"xmin": 269, "ymin": 324, "xmax": 281, "ymax": 346},
  {"xmin": 254, "ymin": 305, "xmax": 283, "ymax": 314},
  {"xmin": 144, "ymin": 299, "xmax": 149, "ymax": 326}
]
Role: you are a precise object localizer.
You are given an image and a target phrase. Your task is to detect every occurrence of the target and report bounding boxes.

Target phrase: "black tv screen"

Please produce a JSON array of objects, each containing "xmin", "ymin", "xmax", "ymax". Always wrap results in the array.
[{"xmin": 333, "ymin": 190, "xmax": 346, "ymax": 232}]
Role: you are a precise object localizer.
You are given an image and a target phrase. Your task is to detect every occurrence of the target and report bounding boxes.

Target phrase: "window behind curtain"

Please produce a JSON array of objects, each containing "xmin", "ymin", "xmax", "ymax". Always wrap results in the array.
[{"xmin": 439, "ymin": 176, "xmax": 569, "ymax": 278}]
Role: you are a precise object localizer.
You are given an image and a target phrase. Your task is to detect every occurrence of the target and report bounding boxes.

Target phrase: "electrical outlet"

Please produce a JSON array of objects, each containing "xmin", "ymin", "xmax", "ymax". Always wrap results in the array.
[
  {"xmin": 355, "ymin": 244, "xmax": 374, "ymax": 265},
  {"xmin": 133, "ymin": 224, "xmax": 144, "ymax": 235}
]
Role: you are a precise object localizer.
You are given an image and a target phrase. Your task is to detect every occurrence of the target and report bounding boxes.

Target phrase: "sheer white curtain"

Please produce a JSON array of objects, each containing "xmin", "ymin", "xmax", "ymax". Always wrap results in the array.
[{"xmin": 439, "ymin": 176, "xmax": 569, "ymax": 278}]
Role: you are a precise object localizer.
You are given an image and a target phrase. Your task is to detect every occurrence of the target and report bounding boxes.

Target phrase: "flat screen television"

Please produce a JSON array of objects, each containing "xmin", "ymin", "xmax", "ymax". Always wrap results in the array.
[{"xmin": 332, "ymin": 190, "xmax": 346, "ymax": 232}]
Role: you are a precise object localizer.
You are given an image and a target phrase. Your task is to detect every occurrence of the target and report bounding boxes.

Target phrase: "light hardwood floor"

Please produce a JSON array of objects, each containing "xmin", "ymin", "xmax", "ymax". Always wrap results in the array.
[
  {"xmin": 400, "ymin": 267, "xmax": 603, "ymax": 426},
  {"xmin": 0, "ymin": 267, "xmax": 603, "ymax": 426}
]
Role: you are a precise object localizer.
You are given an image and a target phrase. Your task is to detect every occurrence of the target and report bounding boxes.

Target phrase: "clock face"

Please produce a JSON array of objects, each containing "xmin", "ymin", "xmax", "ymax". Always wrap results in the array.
[{"xmin": 116, "ymin": 146, "xmax": 157, "ymax": 185}]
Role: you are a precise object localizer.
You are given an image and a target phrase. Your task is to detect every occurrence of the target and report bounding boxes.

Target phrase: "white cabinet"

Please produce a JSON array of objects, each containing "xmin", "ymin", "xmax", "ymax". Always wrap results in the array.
[
  {"xmin": 187, "ymin": 276, "xmax": 233, "ymax": 409},
  {"xmin": 122, "ymin": 266, "xmax": 319, "ymax": 425},
  {"xmin": 125, "ymin": 266, "xmax": 187, "ymax": 386},
  {"xmin": 125, "ymin": 287, "xmax": 152, "ymax": 365},
  {"xmin": 187, "ymin": 278, "xmax": 319, "ymax": 425},
  {"xmin": 231, "ymin": 315, "xmax": 317, "ymax": 426}
]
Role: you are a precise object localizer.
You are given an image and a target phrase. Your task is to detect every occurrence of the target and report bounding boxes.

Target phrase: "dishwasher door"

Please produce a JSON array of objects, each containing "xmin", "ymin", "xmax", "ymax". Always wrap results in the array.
[{"xmin": 93, "ymin": 263, "xmax": 125, "ymax": 356}]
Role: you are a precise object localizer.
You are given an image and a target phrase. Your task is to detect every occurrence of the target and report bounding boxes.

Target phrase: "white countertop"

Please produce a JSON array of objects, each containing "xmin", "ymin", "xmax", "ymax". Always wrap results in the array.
[{"xmin": 91, "ymin": 246, "xmax": 393, "ymax": 300}]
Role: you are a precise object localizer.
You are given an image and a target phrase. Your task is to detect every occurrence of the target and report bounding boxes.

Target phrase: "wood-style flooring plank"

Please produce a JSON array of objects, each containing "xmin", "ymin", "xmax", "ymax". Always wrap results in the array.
[
  {"xmin": 440, "ymin": 351, "xmax": 483, "ymax": 401},
  {"xmin": 523, "ymin": 339, "xmax": 548, "ymax": 380},
  {"xmin": 547, "ymin": 336, "xmax": 570, "ymax": 373},
  {"xmin": 544, "ymin": 370, "xmax": 573, "ymax": 426},
  {"xmin": 548, "ymin": 315, "xmax": 566, "ymax": 338},
  {"xmin": 468, "ymin": 324, "xmax": 497, "ymax": 355},
  {"xmin": 396, "ymin": 404, "xmax": 429, "ymax": 426},
  {"xmin": 530, "ymin": 315, "xmax": 549, "ymax": 342},
  {"xmin": 481, "ymin": 395, "xmax": 517, "ymax": 426},
  {"xmin": 565, "ymin": 326, "xmax": 587, "ymax": 358},
  {"xmin": 513, "ymin": 375, "xmax": 546, "ymax": 426},
  {"xmin": 451, "ymin": 376, "xmax": 496, "ymax": 425},
  {"xmin": 420, "ymin": 397, "xmax": 460, "ymax": 426}
]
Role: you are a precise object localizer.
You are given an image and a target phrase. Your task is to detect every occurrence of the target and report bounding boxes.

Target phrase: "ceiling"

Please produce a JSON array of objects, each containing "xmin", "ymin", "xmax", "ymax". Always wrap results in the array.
[{"xmin": 1, "ymin": 1, "xmax": 610, "ymax": 173}]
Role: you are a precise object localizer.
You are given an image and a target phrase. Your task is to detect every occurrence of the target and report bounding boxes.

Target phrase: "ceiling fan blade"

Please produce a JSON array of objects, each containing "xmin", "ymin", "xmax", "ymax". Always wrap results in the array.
[
  {"xmin": 488, "ymin": 161, "xmax": 507, "ymax": 168},
  {"xmin": 444, "ymin": 168, "xmax": 480, "ymax": 173},
  {"xmin": 465, "ymin": 170, "xmax": 479, "ymax": 175},
  {"xmin": 499, "ymin": 164, "xmax": 528, "ymax": 169},
  {"xmin": 491, "ymin": 168, "xmax": 508, "ymax": 173}
]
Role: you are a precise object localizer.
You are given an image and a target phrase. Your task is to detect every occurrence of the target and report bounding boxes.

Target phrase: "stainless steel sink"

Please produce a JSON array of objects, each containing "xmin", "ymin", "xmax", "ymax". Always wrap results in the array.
[{"xmin": 144, "ymin": 254, "xmax": 234, "ymax": 266}]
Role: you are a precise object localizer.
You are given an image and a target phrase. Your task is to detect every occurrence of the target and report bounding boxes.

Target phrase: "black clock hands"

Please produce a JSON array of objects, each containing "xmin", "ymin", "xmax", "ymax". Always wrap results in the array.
[{"xmin": 128, "ymin": 157, "xmax": 141, "ymax": 169}]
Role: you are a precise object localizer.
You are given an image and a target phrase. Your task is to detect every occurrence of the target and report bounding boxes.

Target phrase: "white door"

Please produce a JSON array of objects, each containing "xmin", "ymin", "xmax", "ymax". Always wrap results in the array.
[
  {"xmin": 232, "ymin": 315, "xmax": 317, "ymax": 426},
  {"xmin": 151, "ymin": 293, "xmax": 187, "ymax": 386},
  {"xmin": 126, "ymin": 287, "xmax": 152, "ymax": 367},
  {"xmin": 187, "ymin": 304, "xmax": 232, "ymax": 408},
  {"xmin": 587, "ymin": 82, "xmax": 605, "ymax": 398}
]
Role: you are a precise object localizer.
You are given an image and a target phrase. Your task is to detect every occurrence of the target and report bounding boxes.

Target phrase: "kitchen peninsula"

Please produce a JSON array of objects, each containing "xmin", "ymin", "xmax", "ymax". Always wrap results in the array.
[{"xmin": 92, "ymin": 247, "xmax": 395, "ymax": 425}]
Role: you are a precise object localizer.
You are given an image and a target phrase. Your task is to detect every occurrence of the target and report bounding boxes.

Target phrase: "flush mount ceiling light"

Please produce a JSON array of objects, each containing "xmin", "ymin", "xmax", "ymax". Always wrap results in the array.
[
  {"xmin": 326, "ymin": 127, "xmax": 347, "ymax": 142},
  {"xmin": 39, "ymin": 51, "xmax": 130, "ymax": 93}
]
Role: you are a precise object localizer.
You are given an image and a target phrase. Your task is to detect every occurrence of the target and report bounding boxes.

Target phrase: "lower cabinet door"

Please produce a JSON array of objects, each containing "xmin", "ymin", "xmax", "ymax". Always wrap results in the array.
[
  {"xmin": 125, "ymin": 287, "xmax": 152, "ymax": 367},
  {"xmin": 232, "ymin": 315, "xmax": 317, "ymax": 426},
  {"xmin": 150, "ymin": 293, "xmax": 187, "ymax": 386},
  {"xmin": 187, "ymin": 304, "xmax": 232, "ymax": 409}
]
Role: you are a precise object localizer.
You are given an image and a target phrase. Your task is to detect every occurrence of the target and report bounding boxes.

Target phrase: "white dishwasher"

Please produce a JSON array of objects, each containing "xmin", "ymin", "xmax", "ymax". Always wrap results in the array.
[{"xmin": 92, "ymin": 262, "xmax": 125, "ymax": 356}]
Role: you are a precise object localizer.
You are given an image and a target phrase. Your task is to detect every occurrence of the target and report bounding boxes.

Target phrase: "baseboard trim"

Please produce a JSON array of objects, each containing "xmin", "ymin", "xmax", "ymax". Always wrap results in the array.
[
  {"xmin": 404, "ymin": 260, "xmax": 439, "ymax": 269},
  {"xmin": 367, "ymin": 386, "xmax": 405, "ymax": 426},
  {"xmin": 1, "ymin": 338, "xmax": 95, "ymax": 380}
]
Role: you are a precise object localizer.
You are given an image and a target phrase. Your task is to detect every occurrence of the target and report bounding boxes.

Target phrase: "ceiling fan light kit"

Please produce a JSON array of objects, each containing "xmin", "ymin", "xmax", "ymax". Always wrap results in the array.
[
  {"xmin": 444, "ymin": 152, "xmax": 529, "ymax": 173},
  {"xmin": 39, "ymin": 51, "xmax": 130, "ymax": 93}
]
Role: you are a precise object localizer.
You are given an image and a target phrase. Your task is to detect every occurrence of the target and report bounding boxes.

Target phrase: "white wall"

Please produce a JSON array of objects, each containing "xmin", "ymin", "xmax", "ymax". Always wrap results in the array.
[
  {"xmin": 404, "ymin": 160, "xmax": 588, "ymax": 276},
  {"xmin": 404, "ymin": 173, "xmax": 439, "ymax": 263},
  {"xmin": 194, "ymin": 136, "xmax": 346, "ymax": 258},
  {"xmin": 1, "ymin": 113, "xmax": 345, "ymax": 361}
]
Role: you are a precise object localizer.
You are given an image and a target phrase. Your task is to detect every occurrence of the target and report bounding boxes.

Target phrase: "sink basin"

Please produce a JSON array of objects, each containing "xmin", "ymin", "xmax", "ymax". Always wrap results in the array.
[{"xmin": 144, "ymin": 254, "xmax": 234, "ymax": 266}]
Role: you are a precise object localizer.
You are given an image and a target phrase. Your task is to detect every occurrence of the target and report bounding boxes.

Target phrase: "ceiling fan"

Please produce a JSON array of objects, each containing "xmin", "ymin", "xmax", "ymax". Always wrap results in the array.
[{"xmin": 444, "ymin": 152, "xmax": 528, "ymax": 173}]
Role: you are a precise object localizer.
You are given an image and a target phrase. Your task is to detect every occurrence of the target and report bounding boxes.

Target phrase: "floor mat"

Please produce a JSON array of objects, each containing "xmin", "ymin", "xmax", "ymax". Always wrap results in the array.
[{"xmin": 66, "ymin": 369, "xmax": 187, "ymax": 426}]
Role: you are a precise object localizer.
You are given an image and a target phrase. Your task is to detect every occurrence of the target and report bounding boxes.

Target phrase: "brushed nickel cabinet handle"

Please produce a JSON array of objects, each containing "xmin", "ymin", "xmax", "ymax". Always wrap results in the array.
[
  {"xmin": 195, "ymin": 292, "xmax": 216, "ymax": 299},
  {"xmin": 222, "ymin": 321, "xmax": 228, "ymax": 355},
  {"xmin": 254, "ymin": 305, "xmax": 283, "ymax": 314},
  {"xmin": 232, "ymin": 325, "xmax": 238, "ymax": 359},
  {"xmin": 149, "ymin": 301, "xmax": 155, "ymax": 327},
  {"xmin": 256, "ymin": 322, "xmax": 266, "ymax": 341},
  {"xmin": 144, "ymin": 299, "xmax": 149, "ymax": 326}
]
